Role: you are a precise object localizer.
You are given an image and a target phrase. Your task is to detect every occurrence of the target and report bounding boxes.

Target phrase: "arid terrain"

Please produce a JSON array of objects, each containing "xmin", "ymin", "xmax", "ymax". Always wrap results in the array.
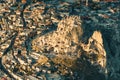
[{"xmin": 0, "ymin": 0, "xmax": 120, "ymax": 80}]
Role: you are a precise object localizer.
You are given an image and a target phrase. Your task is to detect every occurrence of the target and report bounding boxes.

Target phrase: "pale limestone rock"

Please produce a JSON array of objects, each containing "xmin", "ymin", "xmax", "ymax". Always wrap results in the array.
[
  {"xmin": 26, "ymin": 76, "xmax": 39, "ymax": 80},
  {"xmin": 92, "ymin": 0, "xmax": 100, "ymax": 2}
]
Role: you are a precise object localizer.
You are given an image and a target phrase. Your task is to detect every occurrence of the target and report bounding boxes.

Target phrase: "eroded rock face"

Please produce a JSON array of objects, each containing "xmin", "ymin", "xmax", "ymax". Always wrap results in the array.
[
  {"xmin": 64, "ymin": 0, "xmax": 80, "ymax": 3},
  {"xmin": 103, "ymin": 26, "xmax": 120, "ymax": 80}
]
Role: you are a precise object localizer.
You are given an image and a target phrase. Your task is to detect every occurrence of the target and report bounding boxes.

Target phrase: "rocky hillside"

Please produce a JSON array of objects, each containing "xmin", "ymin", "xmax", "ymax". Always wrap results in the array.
[{"xmin": 0, "ymin": 0, "xmax": 120, "ymax": 80}]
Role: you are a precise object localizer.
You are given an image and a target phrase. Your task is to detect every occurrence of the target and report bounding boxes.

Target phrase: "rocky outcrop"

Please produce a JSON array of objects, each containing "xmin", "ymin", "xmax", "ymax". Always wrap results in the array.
[{"xmin": 102, "ymin": 24, "xmax": 120, "ymax": 80}]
